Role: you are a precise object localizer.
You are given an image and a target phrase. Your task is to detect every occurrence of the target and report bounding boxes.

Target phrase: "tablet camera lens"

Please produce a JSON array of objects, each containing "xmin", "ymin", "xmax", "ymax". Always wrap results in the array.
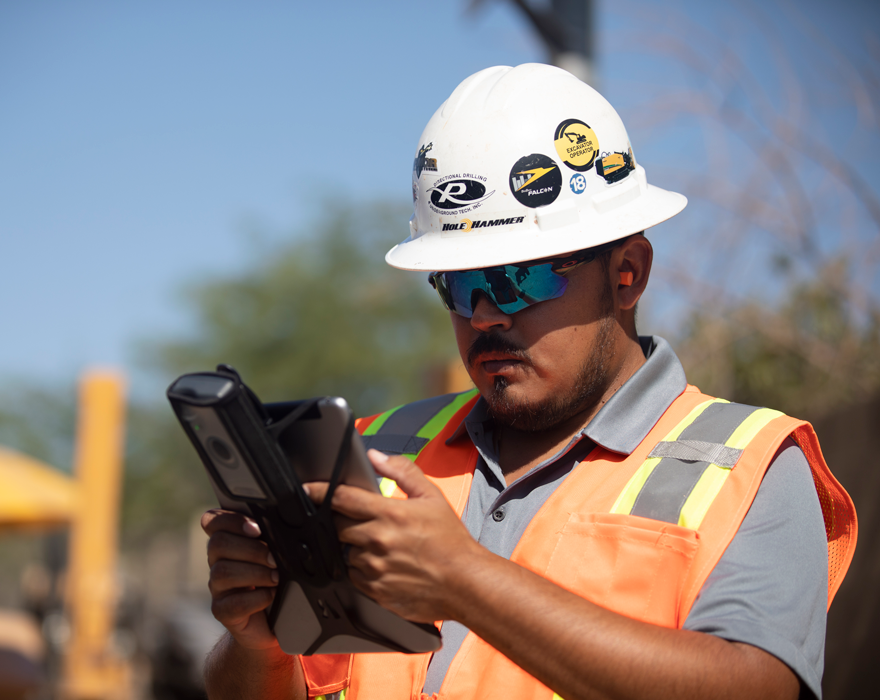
[
  {"xmin": 207, "ymin": 437, "xmax": 237, "ymax": 468},
  {"xmin": 180, "ymin": 406, "xmax": 199, "ymax": 422}
]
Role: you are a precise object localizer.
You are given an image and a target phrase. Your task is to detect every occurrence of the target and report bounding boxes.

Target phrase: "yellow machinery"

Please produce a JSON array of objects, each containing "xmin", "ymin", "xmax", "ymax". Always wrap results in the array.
[
  {"xmin": 0, "ymin": 448, "xmax": 78, "ymax": 529},
  {"xmin": 0, "ymin": 371, "xmax": 130, "ymax": 700},
  {"xmin": 61, "ymin": 371, "xmax": 130, "ymax": 700}
]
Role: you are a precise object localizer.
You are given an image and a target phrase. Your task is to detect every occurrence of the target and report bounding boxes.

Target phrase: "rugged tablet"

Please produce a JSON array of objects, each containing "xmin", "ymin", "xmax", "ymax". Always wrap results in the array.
[{"xmin": 167, "ymin": 366, "xmax": 442, "ymax": 655}]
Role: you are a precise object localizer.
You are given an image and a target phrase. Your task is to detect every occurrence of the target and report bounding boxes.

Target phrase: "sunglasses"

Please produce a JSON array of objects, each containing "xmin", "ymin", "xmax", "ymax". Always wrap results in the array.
[{"xmin": 428, "ymin": 241, "xmax": 621, "ymax": 318}]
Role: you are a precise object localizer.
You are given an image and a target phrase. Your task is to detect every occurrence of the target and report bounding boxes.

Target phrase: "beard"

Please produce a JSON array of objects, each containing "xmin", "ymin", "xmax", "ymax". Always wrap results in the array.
[{"xmin": 467, "ymin": 292, "xmax": 617, "ymax": 434}]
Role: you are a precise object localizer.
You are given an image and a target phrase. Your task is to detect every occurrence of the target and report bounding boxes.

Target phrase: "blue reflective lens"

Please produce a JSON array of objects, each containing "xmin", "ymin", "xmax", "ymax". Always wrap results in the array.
[{"xmin": 430, "ymin": 263, "xmax": 569, "ymax": 318}]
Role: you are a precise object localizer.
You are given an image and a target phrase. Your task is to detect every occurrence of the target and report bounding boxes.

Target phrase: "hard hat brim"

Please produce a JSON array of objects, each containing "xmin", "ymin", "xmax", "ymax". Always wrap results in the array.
[{"xmin": 386, "ymin": 180, "xmax": 686, "ymax": 272}]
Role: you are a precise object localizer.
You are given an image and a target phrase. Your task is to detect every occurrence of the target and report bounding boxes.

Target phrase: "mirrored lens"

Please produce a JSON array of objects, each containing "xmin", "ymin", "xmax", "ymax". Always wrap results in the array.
[{"xmin": 434, "ymin": 264, "xmax": 569, "ymax": 318}]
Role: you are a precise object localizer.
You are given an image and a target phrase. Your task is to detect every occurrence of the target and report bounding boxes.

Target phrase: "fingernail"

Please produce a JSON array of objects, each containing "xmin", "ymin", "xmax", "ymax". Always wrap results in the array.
[
  {"xmin": 271, "ymin": 569, "xmax": 279, "ymax": 584},
  {"xmin": 369, "ymin": 449, "xmax": 389, "ymax": 463},
  {"xmin": 267, "ymin": 552, "xmax": 277, "ymax": 569},
  {"xmin": 242, "ymin": 519, "xmax": 261, "ymax": 537},
  {"xmin": 302, "ymin": 484, "xmax": 310, "ymax": 496}
]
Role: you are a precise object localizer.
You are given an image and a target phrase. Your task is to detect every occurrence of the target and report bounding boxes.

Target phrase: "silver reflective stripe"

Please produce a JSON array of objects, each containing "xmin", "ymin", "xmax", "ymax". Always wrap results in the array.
[
  {"xmin": 648, "ymin": 440, "xmax": 743, "ymax": 468},
  {"xmin": 677, "ymin": 401, "xmax": 757, "ymax": 443},
  {"xmin": 361, "ymin": 393, "xmax": 460, "ymax": 455},
  {"xmin": 630, "ymin": 403, "xmax": 759, "ymax": 524},
  {"xmin": 361, "ymin": 433, "xmax": 429, "ymax": 455}
]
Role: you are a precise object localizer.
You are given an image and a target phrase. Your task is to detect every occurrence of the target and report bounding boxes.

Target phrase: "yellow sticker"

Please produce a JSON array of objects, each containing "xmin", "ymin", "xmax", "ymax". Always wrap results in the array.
[
  {"xmin": 554, "ymin": 119, "xmax": 599, "ymax": 172},
  {"xmin": 598, "ymin": 151, "xmax": 634, "ymax": 184}
]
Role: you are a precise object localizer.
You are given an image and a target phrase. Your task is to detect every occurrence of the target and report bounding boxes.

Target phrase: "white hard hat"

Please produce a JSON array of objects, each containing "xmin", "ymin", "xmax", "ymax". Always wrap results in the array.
[{"xmin": 386, "ymin": 63, "xmax": 687, "ymax": 272}]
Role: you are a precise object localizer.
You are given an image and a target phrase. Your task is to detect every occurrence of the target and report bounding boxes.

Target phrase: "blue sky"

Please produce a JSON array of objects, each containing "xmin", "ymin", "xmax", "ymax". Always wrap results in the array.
[{"xmin": 1, "ymin": 0, "xmax": 878, "ymax": 400}]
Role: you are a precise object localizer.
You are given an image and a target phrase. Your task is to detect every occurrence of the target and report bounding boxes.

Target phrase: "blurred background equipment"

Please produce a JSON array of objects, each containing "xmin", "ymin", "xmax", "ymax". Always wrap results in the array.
[
  {"xmin": 0, "ymin": 449, "xmax": 77, "ymax": 530},
  {"xmin": 0, "ymin": 373, "xmax": 132, "ymax": 700},
  {"xmin": 61, "ymin": 373, "xmax": 130, "ymax": 700}
]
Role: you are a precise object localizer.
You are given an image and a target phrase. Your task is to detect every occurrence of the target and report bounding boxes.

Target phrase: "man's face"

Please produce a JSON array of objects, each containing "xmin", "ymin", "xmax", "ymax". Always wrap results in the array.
[{"xmin": 450, "ymin": 259, "xmax": 619, "ymax": 433}]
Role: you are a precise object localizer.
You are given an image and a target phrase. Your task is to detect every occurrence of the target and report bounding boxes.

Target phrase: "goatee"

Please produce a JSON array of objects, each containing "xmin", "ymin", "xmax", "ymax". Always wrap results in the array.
[{"xmin": 467, "ymin": 294, "xmax": 617, "ymax": 433}]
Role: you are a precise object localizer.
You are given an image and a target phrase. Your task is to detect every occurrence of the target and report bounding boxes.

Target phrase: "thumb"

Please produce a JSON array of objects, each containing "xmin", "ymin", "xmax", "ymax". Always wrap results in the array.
[{"xmin": 368, "ymin": 449, "xmax": 441, "ymax": 500}]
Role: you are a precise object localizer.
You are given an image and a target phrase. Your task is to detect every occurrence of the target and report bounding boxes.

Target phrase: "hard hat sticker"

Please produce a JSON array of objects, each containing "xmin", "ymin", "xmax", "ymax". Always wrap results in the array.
[
  {"xmin": 427, "ymin": 176, "xmax": 495, "ymax": 214},
  {"xmin": 569, "ymin": 173, "xmax": 587, "ymax": 194},
  {"xmin": 413, "ymin": 143, "xmax": 438, "ymax": 178},
  {"xmin": 597, "ymin": 150, "xmax": 634, "ymax": 184},
  {"xmin": 509, "ymin": 154, "xmax": 562, "ymax": 208},
  {"xmin": 554, "ymin": 119, "xmax": 599, "ymax": 172},
  {"xmin": 439, "ymin": 213, "xmax": 530, "ymax": 238}
]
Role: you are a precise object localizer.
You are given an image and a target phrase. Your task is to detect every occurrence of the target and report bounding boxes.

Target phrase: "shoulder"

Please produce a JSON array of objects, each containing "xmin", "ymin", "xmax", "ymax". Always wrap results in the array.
[
  {"xmin": 355, "ymin": 390, "xmax": 481, "ymax": 457},
  {"xmin": 685, "ymin": 438, "xmax": 828, "ymax": 697},
  {"xmin": 356, "ymin": 389, "xmax": 480, "ymax": 432}
]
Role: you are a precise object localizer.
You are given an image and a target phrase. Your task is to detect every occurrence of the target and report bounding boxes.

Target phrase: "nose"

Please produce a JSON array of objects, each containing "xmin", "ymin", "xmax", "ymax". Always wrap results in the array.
[{"xmin": 469, "ymin": 292, "xmax": 513, "ymax": 333}]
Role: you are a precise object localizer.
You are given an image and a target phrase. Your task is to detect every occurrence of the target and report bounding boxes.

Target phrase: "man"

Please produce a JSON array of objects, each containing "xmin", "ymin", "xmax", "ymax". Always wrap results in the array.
[{"xmin": 201, "ymin": 64, "xmax": 856, "ymax": 700}]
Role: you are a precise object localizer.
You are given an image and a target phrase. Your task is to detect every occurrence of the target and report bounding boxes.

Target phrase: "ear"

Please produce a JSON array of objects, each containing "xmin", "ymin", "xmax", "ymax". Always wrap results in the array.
[{"xmin": 613, "ymin": 234, "xmax": 652, "ymax": 312}]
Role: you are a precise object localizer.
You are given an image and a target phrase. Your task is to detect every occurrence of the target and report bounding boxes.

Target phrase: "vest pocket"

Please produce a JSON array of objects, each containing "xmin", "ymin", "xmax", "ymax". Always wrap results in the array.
[{"xmin": 542, "ymin": 512, "xmax": 699, "ymax": 628}]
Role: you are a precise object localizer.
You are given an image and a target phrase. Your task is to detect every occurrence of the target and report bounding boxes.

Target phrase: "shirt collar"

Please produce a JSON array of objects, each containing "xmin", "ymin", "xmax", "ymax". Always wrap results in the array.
[{"xmin": 446, "ymin": 335, "xmax": 687, "ymax": 455}]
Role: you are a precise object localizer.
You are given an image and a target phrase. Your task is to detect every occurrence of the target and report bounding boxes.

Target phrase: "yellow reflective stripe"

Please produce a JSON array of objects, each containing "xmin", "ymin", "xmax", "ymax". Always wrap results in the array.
[
  {"xmin": 677, "ymin": 407, "xmax": 783, "ymax": 529},
  {"xmin": 361, "ymin": 405, "xmax": 402, "ymax": 436},
  {"xmin": 369, "ymin": 390, "xmax": 479, "ymax": 494},
  {"xmin": 610, "ymin": 456, "xmax": 662, "ymax": 515},
  {"xmin": 553, "ymin": 694, "xmax": 565, "ymax": 700},
  {"xmin": 667, "ymin": 398, "xmax": 731, "ymax": 440},
  {"xmin": 610, "ymin": 399, "xmax": 726, "ymax": 515},
  {"xmin": 399, "ymin": 388, "xmax": 480, "ymax": 462},
  {"xmin": 726, "ymin": 408, "xmax": 784, "ymax": 449},
  {"xmin": 315, "ymin": 690, "xmax": 347, "ymax": 700},
  {"xmin": 678, "ymin": 463, "xmax": 730, "ymax": 529},
  {"xmin": 379, "ymin": 477, "xmax": 398, "ymax": 497}
]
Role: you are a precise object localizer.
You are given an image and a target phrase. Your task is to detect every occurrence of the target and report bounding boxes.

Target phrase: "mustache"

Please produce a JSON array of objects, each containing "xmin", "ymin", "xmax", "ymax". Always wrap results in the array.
[{"xmin": 466, "ymin": 333, "xmax": 531, "ymax": 368}]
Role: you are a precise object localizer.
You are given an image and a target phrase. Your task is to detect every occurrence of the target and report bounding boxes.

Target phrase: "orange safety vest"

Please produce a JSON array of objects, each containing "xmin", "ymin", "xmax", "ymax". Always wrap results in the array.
[{"xmin": 302, "ymin": 385, "xmax": 857, "ymax": 700}]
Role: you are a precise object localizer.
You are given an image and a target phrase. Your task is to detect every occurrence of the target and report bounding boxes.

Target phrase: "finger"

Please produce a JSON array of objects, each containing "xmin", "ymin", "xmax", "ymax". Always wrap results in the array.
[
  {"xmin": 207, "ymin": 530, "xmax": 277, "ymax": 569},
  {"xmin": 303, "ymin": 481, "xmax": 327, "ymax": 506},
  {"xmin": 211, "ymin": 586, "xmax": 276, "ymax": 628},
  {"xmin": 201, "ymin": 509, "xmax": 262, "ymax": 538},
  {"xmin": 327, "ymin": 483, "xmax": 388, "ymax": 521},
  {"xmin": 368, "ymin": 453, "xmax": 442, "ymax": 501},
  {"xmin": 209, "ymin": 560, "xmax": 279, "ymax": 597},
  {"xmin": 334, "ymin": 514, "xmax": 383, "ymax": 549},
  {"xmin": 345, "ymin": 545, "xmax": 386, "ymax": 579}
]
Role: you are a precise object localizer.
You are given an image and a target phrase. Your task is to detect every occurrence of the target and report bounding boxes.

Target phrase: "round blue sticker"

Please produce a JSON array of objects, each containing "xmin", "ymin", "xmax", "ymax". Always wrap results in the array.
[{"xmin": 570, "ymin": 173, "xmax": 587, "ymax": 194}]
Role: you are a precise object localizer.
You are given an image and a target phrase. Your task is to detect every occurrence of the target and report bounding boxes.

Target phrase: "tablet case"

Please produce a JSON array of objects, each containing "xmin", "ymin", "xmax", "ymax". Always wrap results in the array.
[{"xmin": 167, "ymin": 366, "xmax": 442, "ymax": 655}]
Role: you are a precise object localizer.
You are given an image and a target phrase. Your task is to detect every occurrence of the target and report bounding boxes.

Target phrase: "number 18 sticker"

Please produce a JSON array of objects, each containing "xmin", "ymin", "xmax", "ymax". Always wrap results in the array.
[{"xmin": 570, "ymin": 173, "xmax": 587, "ymax": 194}]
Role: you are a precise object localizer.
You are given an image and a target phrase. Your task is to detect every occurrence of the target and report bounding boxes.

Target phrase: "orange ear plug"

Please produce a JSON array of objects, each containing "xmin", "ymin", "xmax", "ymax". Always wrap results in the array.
[{"xmin": 620, "ymin": 271, "xmax": 634, "ymax": 286}]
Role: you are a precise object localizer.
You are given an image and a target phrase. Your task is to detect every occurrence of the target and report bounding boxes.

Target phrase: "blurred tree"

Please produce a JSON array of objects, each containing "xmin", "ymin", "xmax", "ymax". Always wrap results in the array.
[
  {"xmin": 604, "ymin": 1, "xmax": 880, "ymax": 418},
  {"xmin": 148, "ymin": 200, "xmax": 454, "ymax": 413},
  {"xmin": 500, "ymin": 0, "xmax": 880, "ymax": 418},
  {"xmin": 0, "ymin": 385, "xmax": 76, "ymax": 473},
  {"xmin": 122, "ymin": 200, "xmax": 457, "ymax": 541},
  {"xmin": 673, "ymin": 258, "xmax": 880, "ymax": 417}
]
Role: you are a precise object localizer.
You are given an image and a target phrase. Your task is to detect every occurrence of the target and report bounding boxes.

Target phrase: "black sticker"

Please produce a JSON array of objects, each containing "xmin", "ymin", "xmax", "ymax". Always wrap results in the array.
[
  {"xmin": 427, "ymin": 179, "xmax": 494, "ymax": 210},
  {"xmin": 596, "ymin": 151, "xmax": 634, "ymax": 184},
  {"xmin": 413, "ymin": 143, "xmax": 437, "ymax": 178},
  {"xmin": 509, "ymin": 154, "xmax": 562, "ymax": 208}
]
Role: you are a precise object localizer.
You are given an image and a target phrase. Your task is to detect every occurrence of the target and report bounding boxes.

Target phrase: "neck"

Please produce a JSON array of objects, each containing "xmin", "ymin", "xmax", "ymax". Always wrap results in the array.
[{"xmin": 497, "ymin": 333, "xmax": 645, "ymax": 485}]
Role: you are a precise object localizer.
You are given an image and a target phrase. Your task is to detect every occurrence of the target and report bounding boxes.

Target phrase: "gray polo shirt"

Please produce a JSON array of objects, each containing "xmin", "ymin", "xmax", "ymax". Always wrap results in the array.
[{"xmin": 423, "ymin": 336, "xmax": 828, "ymax": 699}]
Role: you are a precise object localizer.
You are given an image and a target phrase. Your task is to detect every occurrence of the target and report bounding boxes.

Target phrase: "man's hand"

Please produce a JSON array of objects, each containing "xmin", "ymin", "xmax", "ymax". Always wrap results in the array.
[
  {"xmin": 201, "ymin": 509, "xmax": 280, "ymax": 650},
  {"xmin": 306, "ymin": 450, "xmax": 485, "ymax": 623}
]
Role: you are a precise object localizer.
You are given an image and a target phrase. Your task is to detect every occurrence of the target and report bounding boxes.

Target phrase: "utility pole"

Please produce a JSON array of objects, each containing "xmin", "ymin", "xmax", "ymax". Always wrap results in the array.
[{"xmin": 504, "ymin": 0, "xmax": 595, "ymax": 85}]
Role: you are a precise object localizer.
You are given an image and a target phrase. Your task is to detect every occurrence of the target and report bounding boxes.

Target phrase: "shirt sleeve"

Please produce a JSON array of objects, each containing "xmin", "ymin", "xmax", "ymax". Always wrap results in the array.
[{"xmin": 683, "ymin": 438, "xmax": 828, "ymax": 699}]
